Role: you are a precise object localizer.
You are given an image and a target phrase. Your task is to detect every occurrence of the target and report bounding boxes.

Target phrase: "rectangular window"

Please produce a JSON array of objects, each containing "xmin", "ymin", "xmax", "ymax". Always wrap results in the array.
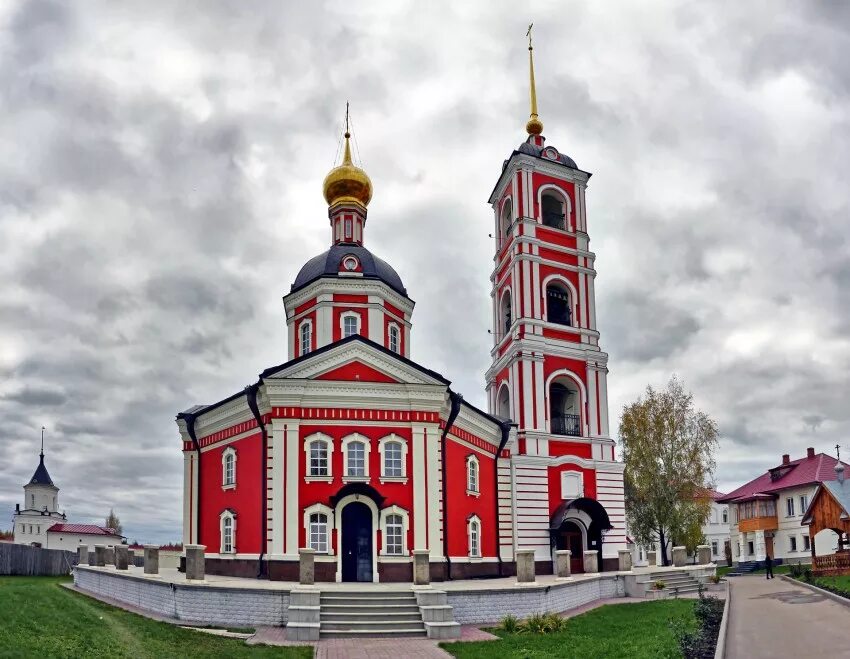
[
  {"xmin": 309, "ymin": 513, "xmax": 328, "ymax": 553},
  {"xmin": 384, "ymin": 442, "xmax": 403, "ymax": 477},
  {"xmin": 803, "ymin": 535, "xmax": 810, "ymax": 551},
  {"xmin": 300, "ymin": 323, "xmax": 311, "ymax": 356},
  {"xmin": 309, "ymin": 442, "xmax": 328, "ymax": 476},
  {"xmin": 389, "ymin": 326, "xmax": 399, "ymax": 353},
  {"xmin": 222, "ymin": 519, "xmax": 233, "ymax": 553},
  {"xmin": 347, "ymin": 442, "xmax": 365, "ymax": 477},
  {"xmin": 385, "ymin": 514, "xmax": 403, "ymax": 555},
  {"xmin": 799, "ymin": 495, "xmax": 808, "ymax": 514},
  {"xmin": 790, "ymin": 536, "xmax": 797, "ymax": 552},
  {"xmin": 343, "ymin": 315, "xmax": 358, "ymax": 338},
  {"xmin": 786, "ymin": 498, "xmax": 795, "ymax": 517},
  {"xmin": 224, "ymin": 455, "xmax": 234, "ymax": 485},
  {"xmin": 722, "ymin": 508, "xmax": 728, "ymax": 524},
  {"xmin": 469, "ymin": 522, "xmax": 480, "ymax": 557},
  {"xmin": 748, "ymin": 541, "xmax": 754, "ymax": 555},
  {"xmin": 344, "ymin": 218, "xmax": 352, "ymax": 238},
  {"xmin": 711, "ymin": 540, "xmax": 718, "ymax": 556}
]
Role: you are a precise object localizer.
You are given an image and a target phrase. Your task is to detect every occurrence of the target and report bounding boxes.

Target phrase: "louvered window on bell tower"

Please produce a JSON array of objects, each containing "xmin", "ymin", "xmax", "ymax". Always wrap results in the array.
[
  {"xmin": 501, "ymin": 292, "xmax": 512, "ymax": 338},
  {"xmin": 546, "ymin": 285, "xmax": 572, "ymax": 326},
  {"xmin": 542, "ymin": 193, "xmax": 566, "ymax": 230}
]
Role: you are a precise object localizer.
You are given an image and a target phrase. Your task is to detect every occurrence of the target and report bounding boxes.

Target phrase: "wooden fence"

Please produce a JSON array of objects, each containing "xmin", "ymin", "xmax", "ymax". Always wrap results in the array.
[
  {"xmin": 813, "ymin": 552, "xmax": 850, "ymax": 576},
  {"xmin": 0, "ymin": 542, "xmax": 78, "ymax": 576}
]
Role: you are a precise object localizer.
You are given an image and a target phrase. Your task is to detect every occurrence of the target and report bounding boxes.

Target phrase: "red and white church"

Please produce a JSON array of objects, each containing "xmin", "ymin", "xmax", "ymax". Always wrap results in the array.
[{"xmin": 177, "ymin": 47, "xmax": 626, "ymax": 582}]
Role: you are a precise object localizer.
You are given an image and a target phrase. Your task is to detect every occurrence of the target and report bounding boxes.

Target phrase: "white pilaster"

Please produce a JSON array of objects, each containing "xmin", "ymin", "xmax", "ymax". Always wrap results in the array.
[
  {"xmin": 586, "ymin": 367, "xmax": 599, "ymax": 437},
  {"xmin": 316, "ymin": 295, "xmax": 333, "ymax": 348},
  {"xmin": 285, "ymin": 421, "xmax": 300, "ymax": 556},
  {"xmin": 367, "ymin": 296, "xmax": 383, "ymax": 345},
  {"xmin": 425, "ymin": 424, "xmax": 442, "ymax": 557},
  {"xmin": 270, "ymin": 419, "xmax": 286, "ymax": 555},
  {"xmin": 412, "ymin": 424, "xmax": 427, "ymax": 549}
]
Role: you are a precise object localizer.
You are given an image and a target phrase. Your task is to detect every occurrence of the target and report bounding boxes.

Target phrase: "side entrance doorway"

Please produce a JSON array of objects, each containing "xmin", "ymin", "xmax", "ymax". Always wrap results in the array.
[
  {"xmin": 341, "ymin": 501, "xmax": 373, "ymax": 582},
  {"xmin": 556, "ymin": 521, "xmax": 585, "ymax": 574}
]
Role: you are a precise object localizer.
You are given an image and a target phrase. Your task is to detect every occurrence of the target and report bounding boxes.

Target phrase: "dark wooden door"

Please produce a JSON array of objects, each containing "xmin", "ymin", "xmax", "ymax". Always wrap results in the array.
[
  {"xmin": 765, "ymin": 535, "xmax": 774, "ymax": 560},
  {"xmin": 564, "ymin": 531, "xmax": 584, "ymax": 573},
  {"xmin": 341, "ymin": 502, "xmax": 372, "ymax": 582}
]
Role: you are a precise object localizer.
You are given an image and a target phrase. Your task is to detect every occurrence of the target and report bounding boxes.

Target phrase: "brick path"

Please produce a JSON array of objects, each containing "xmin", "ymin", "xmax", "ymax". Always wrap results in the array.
[{"xmin": 727, "ymin": 576, "xmax": 850, "ymax": 659}]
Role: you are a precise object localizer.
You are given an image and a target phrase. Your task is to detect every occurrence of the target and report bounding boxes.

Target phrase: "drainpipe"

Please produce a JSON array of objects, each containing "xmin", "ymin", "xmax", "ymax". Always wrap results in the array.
[
  {"xmin": 245, "ymin": 382, "xmax": 268, "ymax": 579},
  {"xmin": 493, "ymin": 421, "xmax": 513, "ymax": 577},
  {"xmin": 440, "ymin": 391, "xmax": 463, "ymax": 581},
  {"xmin": 179, "ymin": 412, "xmax": 201, "ymax": 548}
]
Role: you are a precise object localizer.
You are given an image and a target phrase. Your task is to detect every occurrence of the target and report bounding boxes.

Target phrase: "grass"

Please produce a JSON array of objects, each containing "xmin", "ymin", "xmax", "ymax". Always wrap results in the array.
[
  {"xmin": 0, "ymin": 576, "xmax": 312, "ymax": 659},
  {"xmin": 441, "ymin": 599, "xmax": 697, "ymax": 659},
  {"xmin": 813, "ymin": 574, "xmax": 850, "ymax": 594},
  {"xmin": 716, "ymin": 563, "xmax": 796, "ymax": 577}
]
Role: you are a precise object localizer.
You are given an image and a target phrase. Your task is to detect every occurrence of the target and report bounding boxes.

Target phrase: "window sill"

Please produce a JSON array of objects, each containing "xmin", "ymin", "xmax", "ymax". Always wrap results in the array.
[
  {"xmin": 468, "ymin": 555, "xmax": 483, "ymax": 562},
  {"xmin": 466, "ymin": 490, "xmax": 480, "ymax": 498},
  {"xmin": 379, "ymin": 476, "xmax": 408, "ymax": 485},
  {"xmin": 343, "ymin": 476, "xmax": 370, "ymax": 484},
  {"xmin": 221, "ymin": 484, "xmax": 236, "ymax": 491},
  {"xmin": 305, "ymin": 476, "xmax": 333, "ymax": 483},
  {"xmin": 378, "ymin": 553, "xmax": 410, "ymax": 560}
]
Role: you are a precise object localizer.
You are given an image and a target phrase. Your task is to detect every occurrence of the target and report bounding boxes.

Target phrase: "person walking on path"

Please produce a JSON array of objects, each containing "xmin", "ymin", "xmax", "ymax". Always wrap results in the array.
[{"xmin": 765, "ymin": 553, "xmax": 774, "ymax": 579}]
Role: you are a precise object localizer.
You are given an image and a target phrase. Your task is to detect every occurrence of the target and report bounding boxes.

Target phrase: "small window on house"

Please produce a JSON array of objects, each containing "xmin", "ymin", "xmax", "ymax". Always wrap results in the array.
[
  {"xmin": 221, "ymin": 513, "xmax": 235, "ymax": 553},
  {"xmin": 385, "ymin": 514, "xmax": 403, "ymax": 555},
  {"xmin": 786, "ymin": 497, "xmax": 795, "ymax": 517},
  {"xmin": 466, "ymin": 456, "xmax": 479, "ymax": 494},
  {"xmin": 343, "ymin": 315, "xmax": 358, "ymax": 338},
  {"xmin": 722, "ymin": 508, "xmax": 728, "ymax": 524},
  {"xmin": 541, "ymin": 193, "xmax": 566, "ymax": 230},
  {"xmin": 389, "ymin": 325, "xmax": 400, "ymax": 353},
  {"xmin": 790, "ymin": 536, "xmax": 797, "ymax": 552},
  {"xmin": 748, "ymin": 541, "xmax": 754, "ymax": 555},
  {"xmin": 468, "ymin": 517, "xmax": 481, "ymax": 557},
  {"xmin": 803, "ymin": 535, "xmax": 811, "ymax": 551},
  {"xmin": 309, "ymin": 513, "xmax": 328, "ymax": 553},
  {"xmin": 546, "ymin": 284, "xmax": 572, "ymax": 326},
  {"xmin": 347, "ymin": 441, "xmax": 366, "ymax": 477},
  {"xmin": 799, "ymin": 495, "xmax": 808, "ymax": 513},
  {"xmin": 711, "ymin": 540, "xmax": 718, "ymax": 556},
  {"xmin": 222, "ymin": 448, "xmax": 236, "ymax": 487},
  {"xmin": 300, "ymin": 322, "xmax": 312, "ymax": 356},
  {"xmin": 309, "ymin": 440, "xmax": 328, "ymax": 477},
  {"xmin": 383, "ymin": 441, "xmax": 403, "ymax": 478}
]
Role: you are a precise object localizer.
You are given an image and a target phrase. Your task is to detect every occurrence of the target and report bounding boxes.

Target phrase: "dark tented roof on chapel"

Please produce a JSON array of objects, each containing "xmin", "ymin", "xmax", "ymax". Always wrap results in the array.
[{"xmin": 29, "ymin": 454, "xmax": 55, "ymax": 487}]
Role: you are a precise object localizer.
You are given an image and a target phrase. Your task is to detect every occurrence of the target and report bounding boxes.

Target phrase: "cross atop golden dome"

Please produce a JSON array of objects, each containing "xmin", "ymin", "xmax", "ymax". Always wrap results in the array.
[
  {"xmin": 323, "ymin": 104, "xmax": 373, "ymax": 209},
  {"xmin": 525, "ymin": 23, "xmax": 543, "ymax": 136}
]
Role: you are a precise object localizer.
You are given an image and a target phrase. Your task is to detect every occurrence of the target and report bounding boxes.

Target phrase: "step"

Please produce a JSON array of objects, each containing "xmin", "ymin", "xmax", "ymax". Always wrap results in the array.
[
  {"xmin": 320, "ymin": 591, "xmax": 414, "ymax": 599},
  {"xmin": 320, "ymin": 604, "xmax": 421, "ymax": 615},
  {"xmin": 322, "ymin": 612, "xmax": 423, "ymax": 622},
  {"xmin": 319, "ymin": 628, "xmax": 427, "ymax": 638},
  {"xmin": 320, "ymin": 595, "xmax": 417, "ymax": 604},
  {"xmin": 321, "ymin": 620, "xmax": 426, "ymax": 632}
]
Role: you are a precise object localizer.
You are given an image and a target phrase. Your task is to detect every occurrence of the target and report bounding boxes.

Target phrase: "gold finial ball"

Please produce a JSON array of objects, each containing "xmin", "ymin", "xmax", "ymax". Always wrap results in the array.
[
  {"xmin": 526, "ymin": 115, "xmax": 544, "ymax": 136},
  {"xmin": 322, "ymin": 161, "xmax": 373, "ymax": 208}
]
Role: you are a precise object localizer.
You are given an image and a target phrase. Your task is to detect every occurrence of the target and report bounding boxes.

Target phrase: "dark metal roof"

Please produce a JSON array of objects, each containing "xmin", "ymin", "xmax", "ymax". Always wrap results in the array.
[
  {"xmin": 290, "ymin": 244, "xmax": 407, "ymax": 297},
  {"xmin": 29, "ymin": 454, "xmax": 55, "ymax": 487},
  {"xmin": 517, "ymin": 141, "xmax": 578, "ymax": 169}
]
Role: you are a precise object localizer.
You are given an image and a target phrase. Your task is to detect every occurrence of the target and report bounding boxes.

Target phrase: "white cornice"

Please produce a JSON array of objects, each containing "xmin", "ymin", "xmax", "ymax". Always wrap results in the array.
[
  {"xmin": 263, "ymin": 379, "xmax": 448, "ymax": 412},
  {"xmin": 488, "ymin": 153, "xmax": 591, "ymax": 205},
  {"xmin": 283, "ymin": 278, "xmax": 415, "ymax": 318},
  {"xmin": 513, "ymin": 454, "xmax": 624, "ymax": 473}
]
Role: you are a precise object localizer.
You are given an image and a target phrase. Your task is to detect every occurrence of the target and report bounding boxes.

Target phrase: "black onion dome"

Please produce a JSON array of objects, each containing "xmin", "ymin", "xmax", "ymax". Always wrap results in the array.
[
  {"xmin": 517, "ymin": 141, "xmax": 578, "ymax": 169},
  {"xmin": 291, "ymin": 244, "xmax": 407, "ymax": 297}
]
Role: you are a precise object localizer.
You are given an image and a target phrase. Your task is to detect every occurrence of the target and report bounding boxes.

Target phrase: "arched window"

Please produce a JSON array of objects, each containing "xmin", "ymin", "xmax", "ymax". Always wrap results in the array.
[
  {"xmin": 497, "ymin": 384, "xmax": 511, "ymax": 421},
  {"xmin": 549, "ymin": 378, "xmax": 581, "ymax": 436},
  {"xmin": 466, "ymin": 455, "xmax": 479, "ymax": 494},
  {"xmin": 500, "ymin": 291, "xmax": 512, "ymax": 338},
  {"xmin": 309, "ymin": 440, "xmax": 328, "ymax": 477},
  {"xmin": 342, "ymin": 313, "xmax": 360, "ymax": 338},
  {"xmin": 342, "ymin": 434, "xmax": 371, "ymax": 479},
  {"xmin": 222, "ymin": 447, "xmax": 237, "ymax": 488},
  {"xmin": 309, "ymin": 512, "xmax": 329, "ymax": 553},
  {"xmin": 468, "ymin": 515, "xmax": 481, "ymax": 557},
  {"xmin": 220, "ymin": 510, "xmax": 236, "ymax": 553},
  {"xmin": 546, "ymin": 283, "xmax": 572, "ymax": 326},
  {"xmin": 384, "ymin": 441, "xmax": 402, "ymax": 477},
  {"xmin": 300, "ymin": 321, "xmax": 312, "ymax": 356},
  {"xmin": 385, "ymin": 514, "xmax": 403, "ymax": 555},
  {"xmin": 388, "ymin": 324, "xmax": 400, "ymax": 354},
  {"xmin": 500, "ymin": 201, "xmax": 512, "ymax": 245},
  {"xmin": 541, "ymin": 192, "xmax": 566, "ymax": 230},
  {"xmin": 304, "ymin": 433, "xmax": 333, "ymax": 480}
]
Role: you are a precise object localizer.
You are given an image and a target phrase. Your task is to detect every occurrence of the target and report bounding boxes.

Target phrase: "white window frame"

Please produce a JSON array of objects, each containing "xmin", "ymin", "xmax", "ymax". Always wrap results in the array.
[
  {"xmin": 388, "ymin": 323, "xmax": 400, "ymax": 354},
  {"xmin": 220, "ymin": 510, "xmax": 236, "ymax": 554},
  {"xmin": 466, "ymin": 454, "xmax": 480, "ymax": 496},
  {"xmin": 222, "ymin": 447, "xmax": 237, "ymax": 490},
  {"xmin": 304, "ymin": 503, "xmax": 334, "ymax": 555},
  {"xmin": 560, "ymin": 471, "xmax": 584, "ymax": 500},
  {"xmin": 799, "ymin": 494, "xmax": 808, "ymax": 514},
  {"xmin": 786, "ymin": 497, "xmax": 795, "ymax": 517},
  {"xmin": 711, "ymin": 540, "xmax": 718, "ymax": 556},
  {"xmin": 537, "ymin": 184, "xmax": 573, "ymax": 232},
  {"xmin": 467, "ymin": 514, "xmax": 482, "ymax": 558},
  {"xmin": 789, "ymin": 535, "xmax": 797, "ymax": 552},
  {"xmin": 379, "ymin": 505, "xmax": 409, "ymax": 556},
  {"xmin": 378, "ymin": 434, "xmax": 408, "ymax": 483},
  {"xmin": 299, "ymin": 320, "xmax": 312, "ymax": 356},
  {"xmin": 342, "ymin": 434, "xmax": 370, "ymax": 482},
  {"xmin": 303, "ymin": 433, "xmax": 334, "ymax": 482},
  {"xmin": 803, "ymin": 534, "xmax": 811, "ymax": 551},
  {"xmin": 722, "ymin": 508, "xmax": 728, "ymax": 524},
  {"xmin": 340, "ymin": 312, "xmax": 361, "ymax": 339}
]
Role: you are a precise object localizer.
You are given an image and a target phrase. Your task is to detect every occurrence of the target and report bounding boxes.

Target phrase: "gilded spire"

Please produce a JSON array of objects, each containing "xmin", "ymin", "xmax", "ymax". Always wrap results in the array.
[
  {"xmin": 323, "ymin": 102, "xmax": 373, "ymax": 209},
  {"xmin": 525, "ymin": 23, "xmax": 543, "ymax": 136}
]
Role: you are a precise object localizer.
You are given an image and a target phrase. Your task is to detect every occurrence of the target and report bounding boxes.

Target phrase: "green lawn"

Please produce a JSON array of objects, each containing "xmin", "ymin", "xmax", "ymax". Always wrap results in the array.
[
  {"xmin": 441, "ymin": 599, "xmax": 696, "ymax": 659},
  {"xmin": 0, "ymin": 576, "xmax": 312, "ymax": 659},
  {"xmin": 717, "ymin": 563, "xmax": 796, "ymax": 577}
]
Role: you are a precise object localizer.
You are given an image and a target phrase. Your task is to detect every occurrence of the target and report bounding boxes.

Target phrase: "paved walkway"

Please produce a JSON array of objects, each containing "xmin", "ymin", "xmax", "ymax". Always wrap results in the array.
[{"xmin": 727, "ymin": 577, "xmax": 850, "ymax": 659}]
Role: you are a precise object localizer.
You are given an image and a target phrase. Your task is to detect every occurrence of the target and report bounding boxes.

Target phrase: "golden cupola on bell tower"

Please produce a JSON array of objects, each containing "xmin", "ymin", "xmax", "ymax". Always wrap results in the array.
[{"xmin": 323, "ymin": 104, "xmax": 373, "ymax": 245}]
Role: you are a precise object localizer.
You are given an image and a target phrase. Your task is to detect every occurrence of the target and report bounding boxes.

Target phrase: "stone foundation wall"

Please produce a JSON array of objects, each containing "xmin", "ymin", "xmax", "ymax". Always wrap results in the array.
[
  {"xmin": 447, "ymin": 575, "xmax": 623, "ymax": 624},
  {"xmin": 73, "ymin": 567, "xmax": 291, "ymax": 627}
]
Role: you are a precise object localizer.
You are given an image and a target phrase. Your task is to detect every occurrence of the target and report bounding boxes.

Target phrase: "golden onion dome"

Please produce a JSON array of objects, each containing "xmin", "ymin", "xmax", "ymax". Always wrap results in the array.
[{"xmin": 322, "ymin": 132, "xmax": 373, "ymax": 209}]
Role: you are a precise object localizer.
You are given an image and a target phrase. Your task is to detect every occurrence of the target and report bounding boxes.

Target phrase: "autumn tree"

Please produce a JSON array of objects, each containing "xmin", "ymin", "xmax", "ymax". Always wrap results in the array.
[
  {"xmin": 105, "ymin": 509, "xmax": 123, "ymax": 536},
  {"xmin": 619, "ymin": 376, "xmax": 718, "ymax": 566}
]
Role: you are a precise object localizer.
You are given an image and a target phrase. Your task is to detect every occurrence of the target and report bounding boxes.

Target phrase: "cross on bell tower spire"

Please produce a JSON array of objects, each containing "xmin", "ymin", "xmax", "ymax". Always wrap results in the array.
[{"xmin": 525, "ymin": 23, "xmax": 544, "ymax": 137}]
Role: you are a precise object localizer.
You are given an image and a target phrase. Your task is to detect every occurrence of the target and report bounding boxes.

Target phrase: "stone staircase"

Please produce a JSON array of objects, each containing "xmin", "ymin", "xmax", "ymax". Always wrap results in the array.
[
  {"xmin": 319, "ymin": 590, "xmax": 426, "ymax": 638},
  {"xmin": 726, "ymin": 561, "xmax": 759, "ymax": 577},
  {"xmin": 645, "ymin": 570, "xmax": 703, "ymax": 596}
]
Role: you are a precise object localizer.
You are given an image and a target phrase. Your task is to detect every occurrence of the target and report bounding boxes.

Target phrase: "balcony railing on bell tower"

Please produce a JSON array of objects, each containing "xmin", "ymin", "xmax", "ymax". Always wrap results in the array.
[{"xmin": 551, "ymin": 414, "xmax": 581, "ymax": 436}]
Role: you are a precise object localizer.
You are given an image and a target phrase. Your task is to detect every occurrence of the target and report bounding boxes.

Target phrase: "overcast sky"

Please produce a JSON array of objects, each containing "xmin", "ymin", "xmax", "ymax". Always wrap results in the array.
[{"xmin": 1, "ymin": 0, "xmax": 849, "ymax": 543}]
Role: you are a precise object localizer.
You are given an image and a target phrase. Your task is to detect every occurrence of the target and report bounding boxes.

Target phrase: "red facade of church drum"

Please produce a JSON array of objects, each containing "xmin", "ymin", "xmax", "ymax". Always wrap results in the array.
[{"xmin": 178, "ymin": 47, "xmax": 626, "ymax": 582}]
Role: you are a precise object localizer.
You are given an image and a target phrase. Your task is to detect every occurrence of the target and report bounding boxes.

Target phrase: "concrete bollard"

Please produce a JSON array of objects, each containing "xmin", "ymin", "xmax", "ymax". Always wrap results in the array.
[
  {"xmin": 555, "ymin": 550, "xmax": 572, "ymax": 578},
  {"xmin": 115, "ymin": 545, "xmax": 129, "ymax": 570},
  {"xmin": 516, "ymin": 549, "xmax": 536, "ymax": 583},
  {"xmin": 143, "ymin": 545, "xmax": 160, "ymax": 575},
  {"xmin": 646, "ymin": 550, "xmax": 657, "ymax": 567},
  {"xmin": 618, "ymin": 549, "xmax": 632, "ymax": 572},
  {"xmin": 672, "ymin": 546, "xmax": 686, "ymax": 567},
  {"xmin": 185, "ymin": 544, "xmax": 206, "ymax": 581},
  {"xmin": 697, "ymin": 545, "xmax": 712, "ymax": 565},
  {"xmin": 413, "ymin": 550, "xmax": 430, "ymax": 585},
  {"xmin": 299, "ymin": 548, "xmax": 315, "ymax": 585},
  {"xmin": 104, "ymin": 547, "xmax": 115, "ymax": 565},
  {"xmin": 94, "ymin": 545, "xmax": 107, "ymax": 567},
  {"xmin": 583, "ymin": 550, "xmax": 599, "ymax": 574},
  {"xmin": 77, "ymin": 546, "xmax": 88, "ymax": 566}
]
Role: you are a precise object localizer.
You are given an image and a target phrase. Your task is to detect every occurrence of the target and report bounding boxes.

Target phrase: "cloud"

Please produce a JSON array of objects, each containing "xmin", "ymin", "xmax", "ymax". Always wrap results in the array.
[{"xmin": 1, "ymin": 0, "xmax": 849, "ymax": 538}]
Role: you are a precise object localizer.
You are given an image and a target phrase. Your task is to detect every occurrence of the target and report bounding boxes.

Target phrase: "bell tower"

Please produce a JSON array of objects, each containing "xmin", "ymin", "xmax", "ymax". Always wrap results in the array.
[{"xmin": 485, "ymin": 26, "xmax": 626, "ymax": 568}]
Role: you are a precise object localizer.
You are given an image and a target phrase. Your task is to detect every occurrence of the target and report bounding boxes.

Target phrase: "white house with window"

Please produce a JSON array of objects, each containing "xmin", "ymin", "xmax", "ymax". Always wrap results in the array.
[{"xmin": 702, "ymin": 490, "xmax": 730, "ymax": 565}]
